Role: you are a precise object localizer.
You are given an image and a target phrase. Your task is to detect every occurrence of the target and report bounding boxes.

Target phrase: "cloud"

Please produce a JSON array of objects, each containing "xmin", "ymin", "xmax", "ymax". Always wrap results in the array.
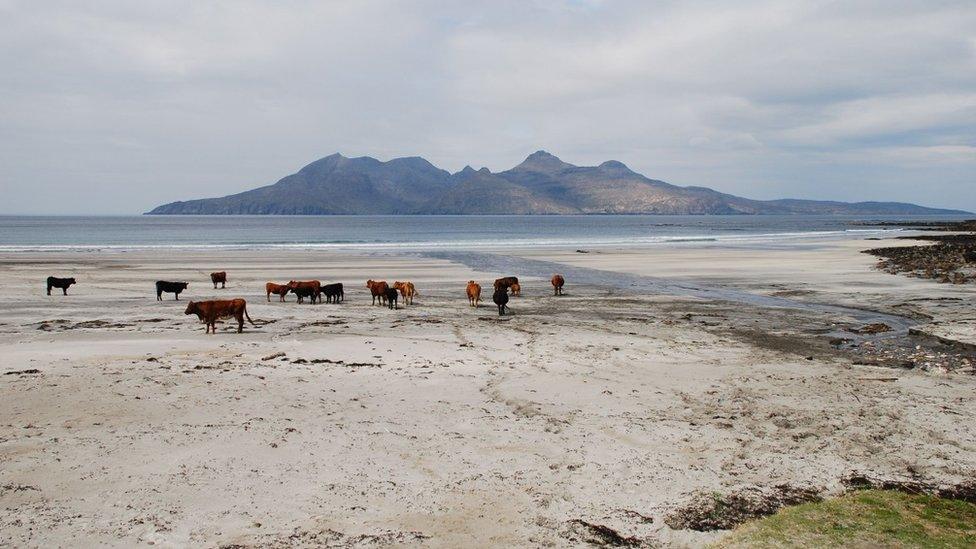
[{"xmin": 0, "ymin": 0, "xmax": 973, "ymax": 214}]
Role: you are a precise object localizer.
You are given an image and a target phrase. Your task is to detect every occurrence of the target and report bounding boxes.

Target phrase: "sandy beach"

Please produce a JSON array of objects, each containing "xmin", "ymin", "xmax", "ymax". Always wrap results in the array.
[{"xmin": 2, "ymin": 236, "xmax": 975, "ymax": 547}]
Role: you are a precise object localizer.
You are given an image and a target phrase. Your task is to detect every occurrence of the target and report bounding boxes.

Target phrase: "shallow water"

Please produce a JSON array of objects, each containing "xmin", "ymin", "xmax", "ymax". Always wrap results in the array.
[{"xmin": 427, "ymin": 250, "xmax": 918, "ymax": 341}]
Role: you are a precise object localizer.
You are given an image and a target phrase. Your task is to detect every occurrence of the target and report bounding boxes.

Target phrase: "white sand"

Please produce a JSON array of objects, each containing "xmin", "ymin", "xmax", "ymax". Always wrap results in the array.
[{"xmin": 1, "ymin": 238, "xmax": 974, "ymax": 547}]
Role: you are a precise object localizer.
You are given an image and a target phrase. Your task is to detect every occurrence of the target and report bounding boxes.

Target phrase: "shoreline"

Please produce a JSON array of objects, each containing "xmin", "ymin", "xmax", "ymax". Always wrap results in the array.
[{"xmin": 0, "ymin": 228, "xmax": 912, "ymax": 254}]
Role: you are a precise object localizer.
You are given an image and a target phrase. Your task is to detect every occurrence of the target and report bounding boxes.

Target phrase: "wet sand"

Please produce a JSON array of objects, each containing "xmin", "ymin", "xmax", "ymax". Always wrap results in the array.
[{"xmin": 1, "ymin": 237, "xmax": 975, "ymax": 547}]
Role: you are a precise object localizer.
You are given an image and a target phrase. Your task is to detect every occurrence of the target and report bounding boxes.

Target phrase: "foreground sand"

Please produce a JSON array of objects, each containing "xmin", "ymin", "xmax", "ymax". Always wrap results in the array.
[{"xmin": 1, "ymin": 238, "xmax": 974, "ymax": 547}]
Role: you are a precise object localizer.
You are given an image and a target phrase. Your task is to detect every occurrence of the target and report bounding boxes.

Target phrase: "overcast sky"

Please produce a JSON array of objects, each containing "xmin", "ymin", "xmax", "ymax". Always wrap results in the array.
[{"xmin": 1, "ymin": 0, "xmax": 973, "ymax": 214}]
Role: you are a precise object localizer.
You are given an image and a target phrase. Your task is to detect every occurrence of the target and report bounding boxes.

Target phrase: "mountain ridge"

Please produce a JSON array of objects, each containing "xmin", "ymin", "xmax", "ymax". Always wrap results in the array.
[{"xmin": 146, "ymin": 151, "xmax": 971, "ymax": 216}]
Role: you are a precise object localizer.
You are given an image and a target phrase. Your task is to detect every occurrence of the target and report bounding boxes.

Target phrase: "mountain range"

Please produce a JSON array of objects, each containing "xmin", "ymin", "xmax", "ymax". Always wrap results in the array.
[{"xmin": 146, "ymin": 151, "xmax": 969, "ymax": 215}]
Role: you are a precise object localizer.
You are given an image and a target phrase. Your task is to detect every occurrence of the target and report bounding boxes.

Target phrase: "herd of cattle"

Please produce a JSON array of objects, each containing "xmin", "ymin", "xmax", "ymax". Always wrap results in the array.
[{"xmin": 45, "ymin": 272, "xmax": 567, "ymax": 333}]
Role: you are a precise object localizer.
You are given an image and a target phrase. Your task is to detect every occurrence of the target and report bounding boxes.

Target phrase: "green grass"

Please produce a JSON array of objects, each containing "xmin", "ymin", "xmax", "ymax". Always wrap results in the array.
[{"xmin": 714, "ymin": 490, "xmax": 976, "ymax": 548}]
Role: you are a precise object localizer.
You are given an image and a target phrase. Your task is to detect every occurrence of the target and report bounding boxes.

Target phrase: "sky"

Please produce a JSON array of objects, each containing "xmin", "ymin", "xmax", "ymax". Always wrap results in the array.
[{"xmin": 0, "ymin": 0, "xmax": 973, "ymax": 215}]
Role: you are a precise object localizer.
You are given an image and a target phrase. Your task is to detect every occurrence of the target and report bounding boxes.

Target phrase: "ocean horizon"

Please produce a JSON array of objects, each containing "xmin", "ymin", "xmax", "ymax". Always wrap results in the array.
[{"xmin": 0, "ymin": 213, "xmax": 967, "ymax": 252}]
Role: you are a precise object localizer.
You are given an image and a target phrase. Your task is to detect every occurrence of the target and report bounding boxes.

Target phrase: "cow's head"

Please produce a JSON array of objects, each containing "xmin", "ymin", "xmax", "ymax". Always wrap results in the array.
[
  {"xmin": 366, "ymin": 279, "xmax": 374, "ymax": 289},
  {"xmin": 184, "ymin": 301, "xmax": 197, "ymax": 315},
  {"xmin": 179, "ymin": 282, "xmax": 189, "ymax": 290},
  {"xmin": 287, "ymin": 280, "xmax": 298, "ymax": 288},
  {"xmin": 66, "ymin": 278, "xmax": 76, "ymax": 285}
]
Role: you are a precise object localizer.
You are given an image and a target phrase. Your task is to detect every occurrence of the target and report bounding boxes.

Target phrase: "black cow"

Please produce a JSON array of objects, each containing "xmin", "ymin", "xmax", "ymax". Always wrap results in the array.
[
  {"xmin": 384, "ymin": 287, "xmax": 399, "ymax": 310},
  {"xmin": 47, "ymin": 276, "xmax": 76, "ymax": 296},
  {"xmin": 156, "ymin": 280, "xmax": 189, "ymax": 301},
  {"xmin": 493, "ymin": 287, "xmax": 509, "ymax": 316},
  {"xmin": 322, "ymin": 283, "xmax": 344, "ymax": 303}
]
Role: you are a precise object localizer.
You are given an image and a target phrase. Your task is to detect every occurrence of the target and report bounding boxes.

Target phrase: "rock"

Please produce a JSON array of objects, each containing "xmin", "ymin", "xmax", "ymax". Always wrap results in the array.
[{"xmin": 863, "ymin": 225, "xmax": 976, "ymax": 284}]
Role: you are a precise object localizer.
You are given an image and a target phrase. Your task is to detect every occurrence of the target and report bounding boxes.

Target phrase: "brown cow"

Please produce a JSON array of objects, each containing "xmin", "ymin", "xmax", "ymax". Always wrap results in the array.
[
  {"xmin": 508, "ymin": 282, "xmax": 522, "ymax": 297},
  {"xmin": 366, "ymin": 280, "xmax": 389, "ymax": 305},
  {"xmin": 210, "ymin": 271, "xmax": 227, "ymax": 289},
  {"xmin": 393, "ymin": 281, "xmax": 417, "ymax": 305},
  {"xmin": 288, "ymin": 280, "xmax": 321, "ymax": 304},
  {"xmin": 466, "ymin": 280, "xmax": 481, "ymax": 307},
  {"xmin": 265, "ymin": 282, "xmax": 290, "ymax": 302},
  {"xmin": 184, "ymin": 299, "xmax": 255, "ymax": 334},
  {"xmin": 551, "ymin": 274, "xmax": 565, "ymax": 296},
  {"xmin": 494, "ymin": 276, "xmax": 519, "ymax": 292}
]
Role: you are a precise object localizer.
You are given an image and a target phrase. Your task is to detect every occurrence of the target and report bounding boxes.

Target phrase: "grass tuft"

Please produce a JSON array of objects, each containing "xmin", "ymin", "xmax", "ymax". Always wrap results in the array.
[{"xmin": 714, "ymin": 489, "xmax": 976, "ymax": 548}]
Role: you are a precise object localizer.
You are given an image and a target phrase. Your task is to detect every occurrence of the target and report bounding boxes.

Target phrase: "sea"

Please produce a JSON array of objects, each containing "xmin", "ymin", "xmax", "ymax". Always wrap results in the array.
[{"xmin": 0, "ymin": 214, "xmax": 967, "ymax": 252}]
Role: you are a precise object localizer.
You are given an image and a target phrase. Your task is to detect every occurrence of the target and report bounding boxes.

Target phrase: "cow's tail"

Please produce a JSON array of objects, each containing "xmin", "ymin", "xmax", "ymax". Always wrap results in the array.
[{"xmin": 244, "ymin": 304, "xmax": 256, "ymax": 326}]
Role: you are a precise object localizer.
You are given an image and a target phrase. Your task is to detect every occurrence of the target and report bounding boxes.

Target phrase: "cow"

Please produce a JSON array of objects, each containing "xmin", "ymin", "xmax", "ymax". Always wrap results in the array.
[
  {"xmin": 288, "ymin": 280, "xmax": 321, "ymax": 304},
  {"xmin": 466, "ymin": 280, "xmax": 481, "ymax": 307},
  {"xmin": 210, "ymin": 271, "xmax": 227, "ymax": 289},
  {"xmin": 393, "ymin": 281, "xmax": 417, "ymax": 305},
  {"xmin": 322, "ymin": 283, "xmax": 344, "ymax": 303},
  {"xmin": 156, "ymin": 280, "xmax": 189, "ymax": 301},
  {"xmin": 184, "ymin": 299, "xmax": 255, "ymax": 334},
  {"xmin": 494, "ymin": 276, "xmax": 519, "ymax": 292},
  {"xmin": 384, "ymin": 287, "xmax": 399, "ymax": 310},
  {"xmin": 46, "ymin": 276, "xmax": 76, "ymax": 296},
  {"xmin": 366, "ymin": 280, "xmax": 389, "ymax": 305},
  {"xmin": 266, "ymin": 282, "xmax": 290, "ymax": 302},
  {"xmin": 508, "ymin": 282, "xmax": 522, "ymax": 297},
  {"xmin": 551, "ymin": 274, "xmax": 565, "ymax": 296},
  {"xmin": 492, "ymin": 287, "xmax": 509, "ymax": 316}
]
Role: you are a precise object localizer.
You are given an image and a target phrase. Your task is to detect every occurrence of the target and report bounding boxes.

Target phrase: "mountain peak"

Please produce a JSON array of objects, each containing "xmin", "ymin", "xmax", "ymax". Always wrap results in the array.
[
  {"xmin": 514, "ymin": 150, "xmax": 574, "ymax": 172},
  {"xmin": 298, "ymin": 152, "xmax": 349, "ymax": 174},
  {"xmin": 599, "ymin": 160, "xmax": 630, "ymax": 171}
]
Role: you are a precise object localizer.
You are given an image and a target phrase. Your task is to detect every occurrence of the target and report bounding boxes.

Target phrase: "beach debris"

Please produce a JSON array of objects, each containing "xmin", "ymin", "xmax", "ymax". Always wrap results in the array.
[
  {"xmin": 4, "ymin": 369, "xmax": 41, "ymax": 376},
  {"xmin": 857, "ymin": 377, "xmax": 899, "ymax": 382},
  {"xmin": 218, "ymin": 527, "xmax": 428, "ymax": 548},
  {"xmin": 852, "ymin": 333, "xmax": 975, "ymax": 372},
  {"xmin": 664, "ymin": 484, "xmax": 821, "ymax": 531},
  {"xmin": 36, "ymin": 319, "xmax": 130, "ymax": 331},
  {"xmin": 848, "ymin": 323, "xmax": 892, "ymax": 334},
  {"xmin": 563, "ymin": 519, "xmax": 643, "ymax": 546},
  {"xmin": 843, "ymin": 473, "xmax": 976, "ymax": 503},
  {"xmin": 0, "ymin": 483, "xmax": 40, "ymax": 495},
  {"xmin": 261, "ymin": 352, "xmax": 286, "ymax": 361}
]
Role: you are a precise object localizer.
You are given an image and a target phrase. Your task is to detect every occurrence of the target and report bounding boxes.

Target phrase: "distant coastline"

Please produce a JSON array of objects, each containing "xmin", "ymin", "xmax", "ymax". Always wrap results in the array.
[{"xmin": 146, "ymin": 151, "xmax": 970, "ymax": 217}]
